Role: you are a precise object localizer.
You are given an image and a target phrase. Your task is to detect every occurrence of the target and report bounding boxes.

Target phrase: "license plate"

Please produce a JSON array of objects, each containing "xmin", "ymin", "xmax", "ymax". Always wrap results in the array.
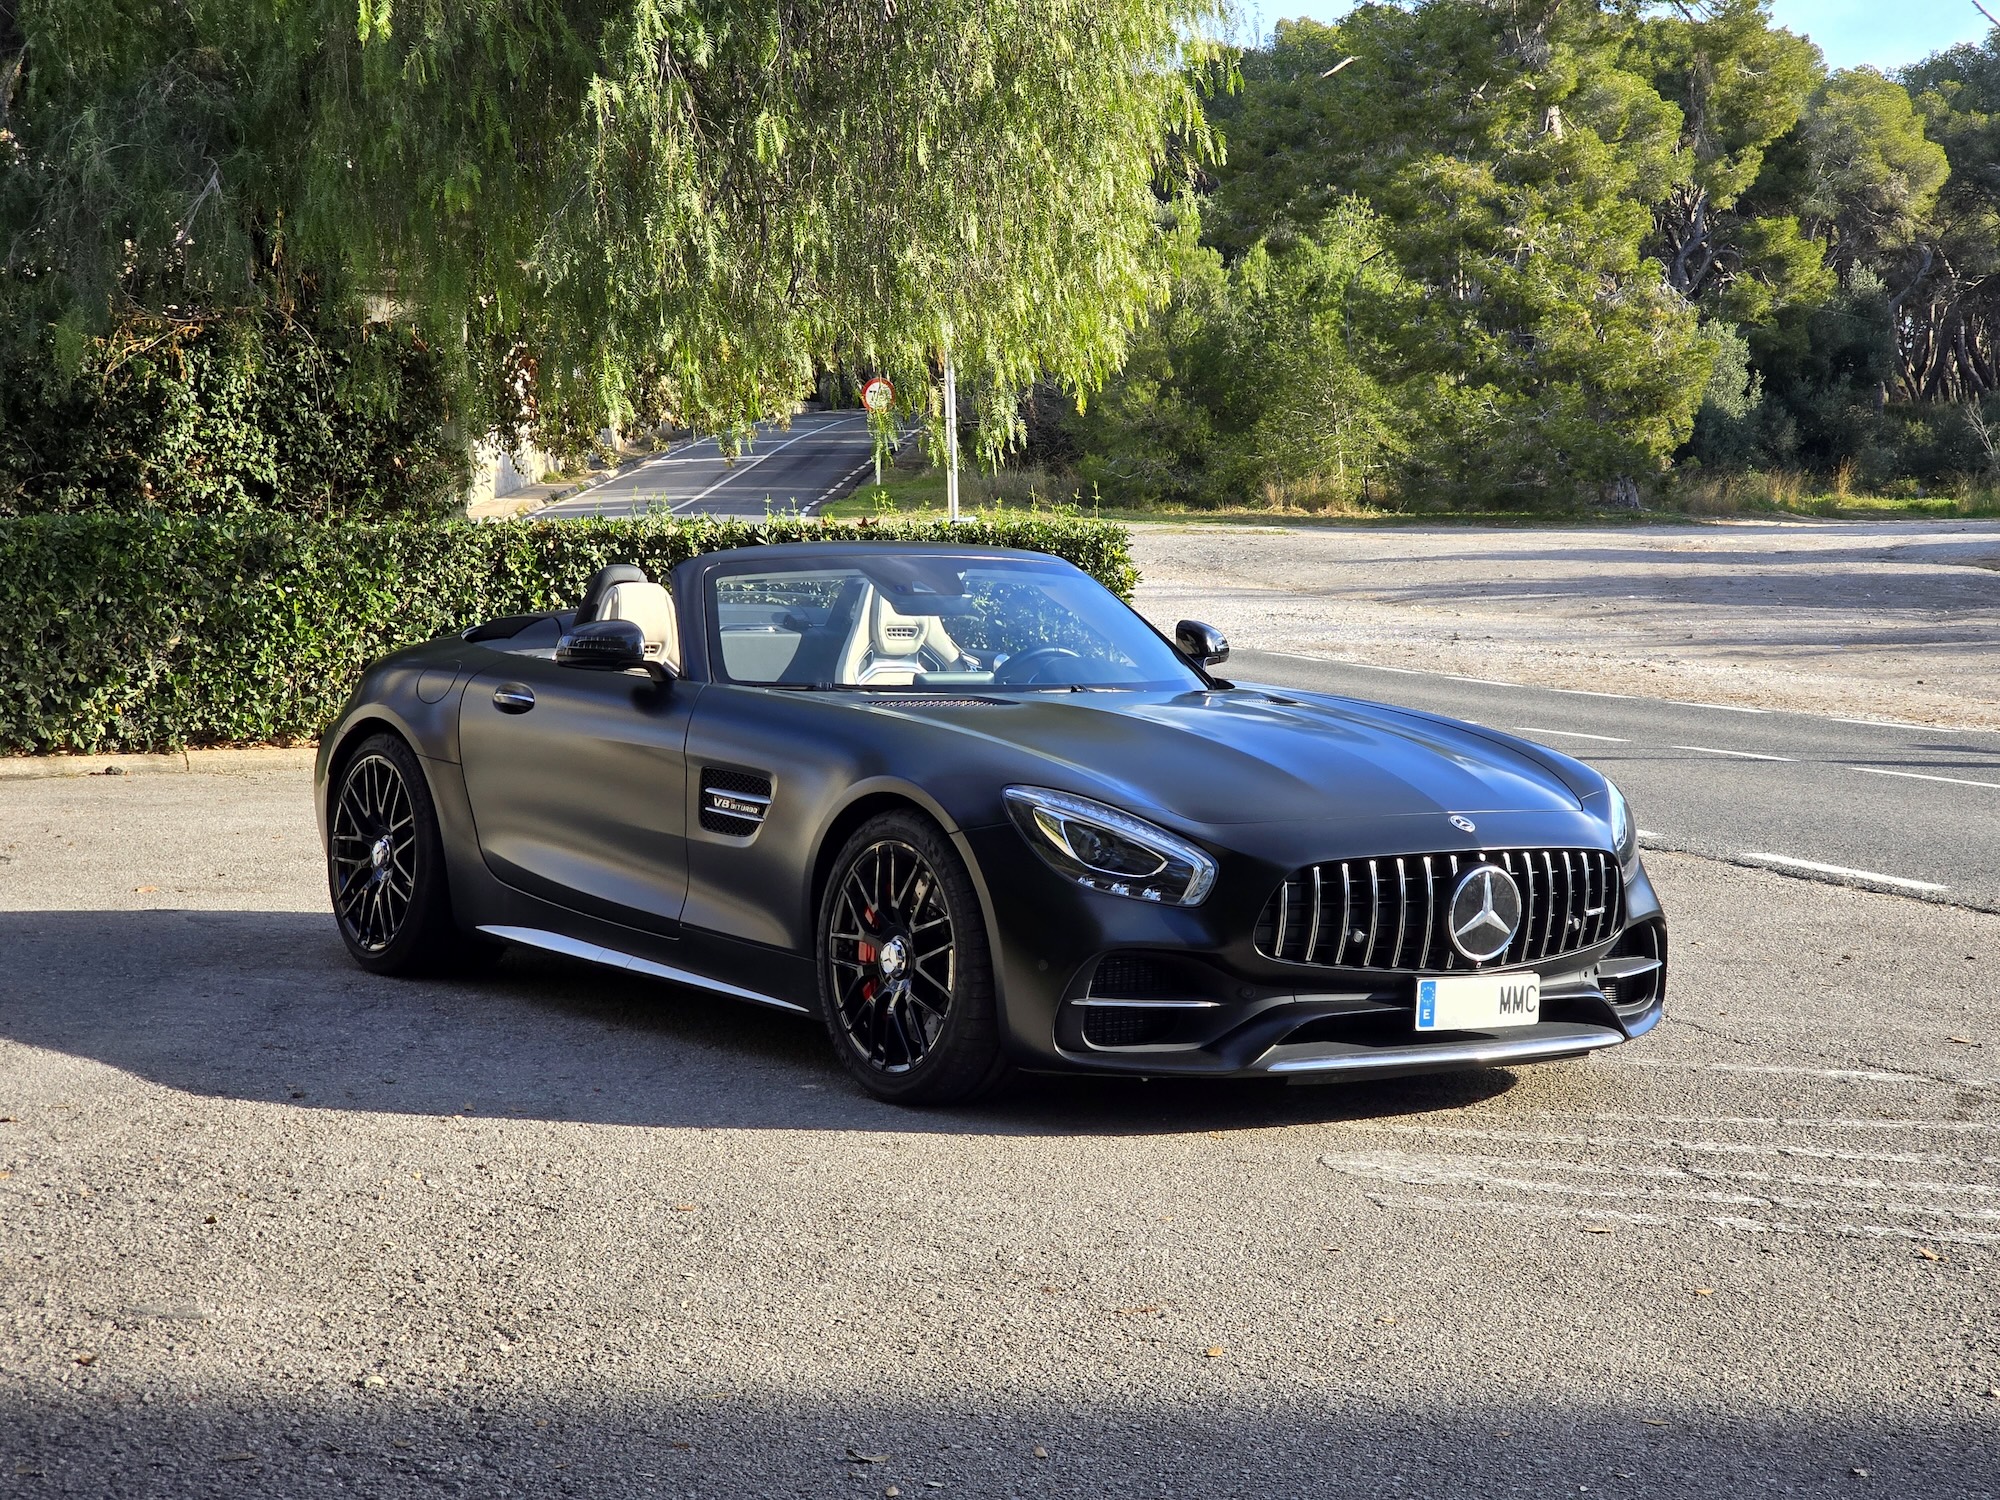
[{"xmin": 1415, "ymin": 972, "xmax": 1541, "ymax": 1031}]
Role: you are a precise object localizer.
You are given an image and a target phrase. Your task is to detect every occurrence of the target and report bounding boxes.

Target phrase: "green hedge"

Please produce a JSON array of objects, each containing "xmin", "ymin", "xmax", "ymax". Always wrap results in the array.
[{"xmin": 0, "ymin": 512, "xmax": 1139, "ymax": 755}]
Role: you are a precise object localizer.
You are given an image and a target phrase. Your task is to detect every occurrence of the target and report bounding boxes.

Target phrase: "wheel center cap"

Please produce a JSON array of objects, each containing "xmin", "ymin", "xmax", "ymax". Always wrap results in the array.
[
  {"xmin": 370, "ymin": 835, "xmax": 394, "ymax": 872},
  {"xmin": 878, "ymin": 935, "xmax": 909, "ymax": 979}
]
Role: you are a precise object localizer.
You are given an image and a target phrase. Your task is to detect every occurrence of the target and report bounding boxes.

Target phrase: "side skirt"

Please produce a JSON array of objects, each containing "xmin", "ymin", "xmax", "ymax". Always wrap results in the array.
[{"xmin": 478, "ymin": 924, "xmax": 811, "ymax": 1015}]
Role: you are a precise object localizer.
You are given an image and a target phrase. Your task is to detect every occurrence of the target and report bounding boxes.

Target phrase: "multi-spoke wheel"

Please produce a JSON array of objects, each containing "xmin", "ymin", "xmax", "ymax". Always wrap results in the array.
[
  {"xmin": 331, "ymin": 750, "xmax": 418, "ymax": 954},
  {"xmin": 817, "ymin": 811, "xmax": 1007, "ymax": 1104},
  {"xmin": 326, "ymin": 733, "xmax": 488, "ymax": 976}
]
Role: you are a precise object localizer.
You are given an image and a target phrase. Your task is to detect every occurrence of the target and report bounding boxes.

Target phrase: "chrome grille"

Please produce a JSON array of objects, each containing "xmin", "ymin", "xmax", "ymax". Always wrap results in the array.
[{"xmin": 1255, "ymin": 848, "xmax": 1623, "ymax": 971}]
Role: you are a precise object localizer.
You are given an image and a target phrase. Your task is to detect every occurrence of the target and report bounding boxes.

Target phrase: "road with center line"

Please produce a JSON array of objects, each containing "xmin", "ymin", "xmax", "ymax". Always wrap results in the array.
[
  {"xmin": 538, "ymin": 411, "xmax": 880, "ymax": 519},
  {"xmin": 1228, "ymin": 647, "xmax": 2000, "ymax": 911}
]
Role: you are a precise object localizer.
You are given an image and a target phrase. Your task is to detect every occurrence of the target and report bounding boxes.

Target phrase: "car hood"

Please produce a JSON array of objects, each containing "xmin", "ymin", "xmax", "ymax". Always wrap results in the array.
[{"xmin": 887, "ymin": 686, "xmax": 1588, "ymax": 827}]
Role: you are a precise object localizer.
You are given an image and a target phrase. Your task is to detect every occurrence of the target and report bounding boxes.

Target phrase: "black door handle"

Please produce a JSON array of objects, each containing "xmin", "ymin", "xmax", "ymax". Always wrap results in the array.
[{"xmin": 492, "ymin": 683, "xmax": 536, "ymax": 714}]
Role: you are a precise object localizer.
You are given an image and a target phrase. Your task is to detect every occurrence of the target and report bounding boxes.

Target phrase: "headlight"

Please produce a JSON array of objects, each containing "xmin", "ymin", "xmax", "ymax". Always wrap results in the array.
[
  {"xmin": 1003, "ymin": 786, "xmax": 1216, "ymax": 906},
  {"xmin": 1606, "ymin": 781, "xmax": 1635, "ymax": 862}
]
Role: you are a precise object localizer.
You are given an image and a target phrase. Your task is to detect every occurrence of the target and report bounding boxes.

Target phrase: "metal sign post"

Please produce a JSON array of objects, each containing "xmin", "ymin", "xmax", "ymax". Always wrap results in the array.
[
  {"xmin": 942, "ymin": 356, "xmax": 960, "ymax": 523},
  {"xmin": 860, "ymin": 377, "xmax": 895, "ymax": 491}
]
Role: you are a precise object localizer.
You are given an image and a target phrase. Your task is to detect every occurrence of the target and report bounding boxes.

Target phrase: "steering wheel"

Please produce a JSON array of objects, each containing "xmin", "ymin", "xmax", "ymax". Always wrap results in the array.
[{"xmin": 992, "ymin": 646, "xmax": 1082, "ymax": 685}]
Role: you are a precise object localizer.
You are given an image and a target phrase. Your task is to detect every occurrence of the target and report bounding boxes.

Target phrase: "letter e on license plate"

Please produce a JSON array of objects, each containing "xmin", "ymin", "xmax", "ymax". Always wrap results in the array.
[{"xmin": 1414, "ymin": 973, "xmax": 1541, "ymax": 1031}]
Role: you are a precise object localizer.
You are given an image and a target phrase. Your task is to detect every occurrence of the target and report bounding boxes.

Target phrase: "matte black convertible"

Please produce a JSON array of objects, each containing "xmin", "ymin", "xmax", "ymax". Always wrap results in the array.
[{"xmin": 316, "ymin": 542, "xmax": 1667, "ymax": 1103}]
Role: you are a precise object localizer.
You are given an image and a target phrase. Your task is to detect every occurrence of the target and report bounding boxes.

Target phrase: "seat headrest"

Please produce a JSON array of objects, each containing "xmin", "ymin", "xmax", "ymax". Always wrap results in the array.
[
  {"xmin": 599, "ymin": 580, "xmax": 678, "ymax": 668},
  {"xmin": 578, "ymin": 563, "xmax": 648, "ymax": 623},
  {"xmin": 870, "ymin": 591, "xmax": 932, "ymax": 658}
]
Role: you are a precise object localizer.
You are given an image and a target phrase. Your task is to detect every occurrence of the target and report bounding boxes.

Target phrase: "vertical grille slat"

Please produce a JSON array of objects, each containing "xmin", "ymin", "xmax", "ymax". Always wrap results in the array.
[
  {"xmin": 1305, "ymin": 865, "xmax": 1325, "ymax": 966},
  {"xmin": 1256, "ymin": 845, "xmax": 1626, "ymax": 973}
]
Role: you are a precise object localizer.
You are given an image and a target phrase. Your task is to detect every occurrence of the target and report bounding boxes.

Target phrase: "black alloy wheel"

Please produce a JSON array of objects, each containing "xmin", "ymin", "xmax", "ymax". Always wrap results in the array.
[
  {"xmin": 330, "ymin": 750, "xmax": 418, "ymax": 953},
  {"xmin": 817, "ymin": 811, "xmax": 1008, "ymax": 1104},
  {"xmin": 327, "ymin": 732, "xmax": 488, "ymax": 976}
]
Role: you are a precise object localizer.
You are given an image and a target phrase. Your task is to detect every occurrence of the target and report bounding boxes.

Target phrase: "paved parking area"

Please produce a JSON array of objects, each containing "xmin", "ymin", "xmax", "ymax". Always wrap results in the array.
[{"xmin": 3, "ymin": 768, "xmax": 1997, "ymax": 1497}]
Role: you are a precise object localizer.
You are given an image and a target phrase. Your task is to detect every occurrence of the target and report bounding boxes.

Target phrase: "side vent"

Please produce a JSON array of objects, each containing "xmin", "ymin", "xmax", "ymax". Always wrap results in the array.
[{"xmin": 700, "ymin": 768, "xmax": 772, "ymax": 837}]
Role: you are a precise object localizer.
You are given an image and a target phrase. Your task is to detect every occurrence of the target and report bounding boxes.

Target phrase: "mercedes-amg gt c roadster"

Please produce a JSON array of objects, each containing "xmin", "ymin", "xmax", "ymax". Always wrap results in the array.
[{"xmin": 316, "ymin": 541, "xmax": 1666, "ymax": 1103}]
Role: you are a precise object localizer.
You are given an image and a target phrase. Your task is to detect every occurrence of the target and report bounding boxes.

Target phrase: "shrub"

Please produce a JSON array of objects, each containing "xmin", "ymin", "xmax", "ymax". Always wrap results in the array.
[
  {"xmin": 0, "ymin": 511, "xmax": 1138, "ymax": 754},
  {"xmin": 0, "ymin": 308, "xmax": 469, "ymax": 520}
]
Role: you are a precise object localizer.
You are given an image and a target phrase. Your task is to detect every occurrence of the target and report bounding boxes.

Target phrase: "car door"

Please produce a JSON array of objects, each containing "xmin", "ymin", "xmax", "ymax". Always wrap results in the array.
[{"xmin": 458, "ymin": 650, "xmax": 702, "ymax": 936}]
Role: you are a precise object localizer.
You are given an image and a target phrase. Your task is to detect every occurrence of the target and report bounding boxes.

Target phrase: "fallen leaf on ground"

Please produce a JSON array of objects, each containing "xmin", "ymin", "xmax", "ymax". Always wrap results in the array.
[
  {"xmin": 72, "ymin": 1353, "xmax": 96, "ymax": 1366},
  {"xmin": 1915, "ymin": 1247, "xmax": 1942, "ymax": 1261},
  {"xmin": 846, "ymin": 1450, "xmax": 888, "ymax": 1464},
  {"xmin": 215, "ymin": 1452, "xmax": 257, "ymax": 1463},
  {"xmin": 1204, "ymin": 1346, "xmax": 1226, "ymax": 1357},
  {"xmin": 1946, "ymin": 1037, "xmax": 1977, "ymax": 1046},
  {"xmin": 1033, "ymin": 1446, "xmax": 1048, "ymax": 1459},
  {"xmin": 1693, "ymin": 1287, "xmax": 1715, "ymax": 1297},
  {"xmin": 672, "ymin": 1204, "xmax": 698, "ymax": 1212},
  {"xmin": 134, "ymin": 885, "xmax": 158, "ymax": 893},
  {"xmin": 1581, "ymin": 1225, "xmax": 1615, "ymax": 1234},
  {"xmin": 1112, "ymin": 1304, "xmax": 1162, "ymax": 1316},
  {"xmin": 1851, "ymin": 1468, "xmax": 1870, "ymax": 1478},
  {"xmin": 1639, "ymin": 1419, "xmax": 1669, "ymax": 1427},
  {"xmin": 885, "ymin": 1488, "xmax": 901, "ymax": 1498}
]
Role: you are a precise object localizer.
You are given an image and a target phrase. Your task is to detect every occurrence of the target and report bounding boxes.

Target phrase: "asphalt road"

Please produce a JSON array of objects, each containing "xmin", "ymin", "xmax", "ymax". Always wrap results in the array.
[
  {"xmin": 1232, "ymin": 648, "xmax": 2000, "ymax": 913},
  {"xmin": 3, "ymin": 766, "xmax": 1997, "ymax": 1498},
  {"xmin": 538, "ymin": 411, "xmax": 879, "ymax": 519}
]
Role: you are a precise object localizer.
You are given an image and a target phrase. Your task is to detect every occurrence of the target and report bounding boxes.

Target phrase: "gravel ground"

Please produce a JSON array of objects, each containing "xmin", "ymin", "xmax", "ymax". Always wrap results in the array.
[
  {"xmin": 1130, "ymin": 518, "xmax": 2000, "ymax": 728},
  {"xmin": 3, "ymin": 768, "xmax": 1997, "ymax": 1498}
]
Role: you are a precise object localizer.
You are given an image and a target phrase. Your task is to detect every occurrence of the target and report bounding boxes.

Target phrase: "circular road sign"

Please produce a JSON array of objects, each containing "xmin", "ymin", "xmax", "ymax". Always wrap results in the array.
[{"xmin": 861, "ymin": 376, "xmax": 895, "ymax": 413}]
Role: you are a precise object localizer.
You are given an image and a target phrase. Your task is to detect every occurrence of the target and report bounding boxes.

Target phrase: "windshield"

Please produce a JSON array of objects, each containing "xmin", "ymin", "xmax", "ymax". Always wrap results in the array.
[{"xmin": 706, "ymin": 554, "xmax": 1205, "ymax": 691}]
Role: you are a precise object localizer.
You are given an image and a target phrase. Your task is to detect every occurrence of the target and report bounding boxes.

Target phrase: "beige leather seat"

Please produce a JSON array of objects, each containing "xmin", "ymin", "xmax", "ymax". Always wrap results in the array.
[
  {"xmin": 837, "ymin": 586, "xmax": 963, "ymax": 685},
  {"xmin": 599, "ymin": 580, "xmax": 680, "ymax": 673}
]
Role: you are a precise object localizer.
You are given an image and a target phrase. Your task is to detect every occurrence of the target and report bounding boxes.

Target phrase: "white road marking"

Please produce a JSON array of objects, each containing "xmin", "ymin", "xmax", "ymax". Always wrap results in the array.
[
  {"xmin": 1668, "ymin": 700, "xmax": 1768, "ymax": 714},
  {"xmin": 1636, "ymin": 827, "xmax": 1662, "ymax": 838},
  {"xmin": 1617, "ymin": 1057, "xmax": 1961, "ymax": 1084},
  {"xmin": 1350, "ymin": 1123, "xmax": 2000, "ymax": 1173},
  {"xmin": 1445, "ymin": 674, "xmax": 1516, "ymax": 687},
  {"xmin": 1849, "ymin": 765, "xmax": 2000, "ymax": 791},
  {"xmin": 1738, "ymin": 853, "xmax": 1950, "ymax": 894},
  {"xmin": 1513, "ymin": 726, "xmax": 1629, "ymax": 742},
  {"xmin": 1359, "ymin": 1192, "xmax": 2000, "ymax": 1246},
  {"xmin": 1584, "ymin": 1112, "xmax": 2000, "ymax": 1135},
  {"xmin": 1834, "ymin": 717, "xmax": 1975, "ymax": 734},
  {"xmin": 1549, "ymin": 687, "xmax": 1636, "ymax": 700},
  {"xmin": 1671, "ymin": 743, "xmax": 1794, "ymax": 761},
  {"xmin": 672, "ymin": 417, "xmax": 868, "ymax": 512}
]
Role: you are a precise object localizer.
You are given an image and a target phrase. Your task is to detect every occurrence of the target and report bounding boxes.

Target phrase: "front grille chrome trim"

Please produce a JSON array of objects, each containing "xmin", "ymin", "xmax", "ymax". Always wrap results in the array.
[{"xmin": 1257, "ymin": 846, "xmax": 1624, "ymax": 973}]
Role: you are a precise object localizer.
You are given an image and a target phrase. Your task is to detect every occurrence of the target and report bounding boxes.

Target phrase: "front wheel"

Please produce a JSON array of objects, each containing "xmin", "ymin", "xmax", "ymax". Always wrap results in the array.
[
  {"xmin": 816, "ymin": 811, "xmax": 1009, "ymax": 1105},
  {"xmin": 327, "ymin": 733, "xmax": 491, "ymax": 976}
]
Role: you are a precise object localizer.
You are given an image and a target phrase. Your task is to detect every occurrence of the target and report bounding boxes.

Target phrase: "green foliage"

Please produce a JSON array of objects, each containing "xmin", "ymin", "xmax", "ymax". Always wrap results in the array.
[
  {"xmin": 0, "ymin": 1, "xmax": 1226, "ymax": 458},
  {"xmin": 0, "ymin": 304, "xmax": 468, "ymax": 518},
  {"xmin": 1070, "ymin": 3, "xmax": 1997, "ymax": 504},
  {"xmin": 0, "ymin": 512, "xmax": 1137, "ymax": 754},
  {"xmin": 1070, "ymin": 203, "xmax": 1410, "ymax": 506}
]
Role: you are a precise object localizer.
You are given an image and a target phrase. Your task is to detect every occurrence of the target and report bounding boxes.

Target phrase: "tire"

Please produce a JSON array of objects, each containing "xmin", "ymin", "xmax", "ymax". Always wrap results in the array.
[
  {"xmin": 326, "ymin": 732, "xmax": 494, "ymax": 976},
  {"xmin": 815, "ymin": 810, "xmax": 1011, "ymax": 1105}
]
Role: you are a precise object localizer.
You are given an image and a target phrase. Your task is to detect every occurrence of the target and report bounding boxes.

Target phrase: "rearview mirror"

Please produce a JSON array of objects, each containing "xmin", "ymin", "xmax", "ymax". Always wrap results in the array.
[
  {"xmin": 1175, "ymin": 619, "xmax": 1230, "ymax": 668},
  {"xmin": 557, "ymin": 619, "xmax": 651, "ymax": 673}
]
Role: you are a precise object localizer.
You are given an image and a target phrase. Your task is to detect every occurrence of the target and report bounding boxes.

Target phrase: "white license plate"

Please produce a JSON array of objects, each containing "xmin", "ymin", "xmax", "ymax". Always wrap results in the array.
[{"xmin": 1415, "ymin": 972, "xmax": 1541, "ymax": 1031}]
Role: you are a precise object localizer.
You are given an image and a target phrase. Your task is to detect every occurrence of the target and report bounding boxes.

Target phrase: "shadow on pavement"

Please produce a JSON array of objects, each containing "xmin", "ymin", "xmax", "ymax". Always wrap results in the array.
[
  {"xmin": 8, "ymin": 1384, "xmax": 1997, "ymax": 1500},
  {"xmin": 0, "ymin": 909, "xmax": 1522, "ymax": 1135}
]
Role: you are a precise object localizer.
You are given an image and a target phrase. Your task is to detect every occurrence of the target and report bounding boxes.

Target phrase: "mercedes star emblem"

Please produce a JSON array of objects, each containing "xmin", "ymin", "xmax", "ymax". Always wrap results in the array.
[
  {"xmin": 1449, "ymin": 814, "xmax": 1477, "ymax": 833},
  {"xmin": 1449, "ymin": 864, "xmax": 1523, "ymax": 962}
]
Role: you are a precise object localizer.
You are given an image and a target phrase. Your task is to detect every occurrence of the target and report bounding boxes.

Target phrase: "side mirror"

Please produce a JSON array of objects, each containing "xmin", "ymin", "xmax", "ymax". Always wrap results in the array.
[
  {"xmin": 1175, "ymin": 619, "xmax": 1230, "ymax": 668},
  {"xmin": 557, "ymin": 619, "xmax": 650, "ymax": 673}
]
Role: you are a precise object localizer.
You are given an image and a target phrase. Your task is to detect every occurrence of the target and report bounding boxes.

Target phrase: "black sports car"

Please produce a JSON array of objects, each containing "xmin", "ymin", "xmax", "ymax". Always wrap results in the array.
[{"xmin": 316, "ymin": 541, "xmax": 1666, "ymax": 1103}]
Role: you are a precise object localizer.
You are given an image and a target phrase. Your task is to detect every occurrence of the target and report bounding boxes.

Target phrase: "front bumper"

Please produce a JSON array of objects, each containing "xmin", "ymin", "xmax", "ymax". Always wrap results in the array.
[{"xmin": 961, "ymin": 821, "xmax": 1667, "ymax": 1082}]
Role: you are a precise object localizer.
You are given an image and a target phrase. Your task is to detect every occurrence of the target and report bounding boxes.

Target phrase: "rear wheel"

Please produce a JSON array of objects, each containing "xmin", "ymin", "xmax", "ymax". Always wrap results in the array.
[
  {"xmin": 817, "ymin": 811, "xmax": 1009, "ymax": 1105},
  {"xmin": 328, "ymin": 733, "xmax": 491, "ymax": 976}
]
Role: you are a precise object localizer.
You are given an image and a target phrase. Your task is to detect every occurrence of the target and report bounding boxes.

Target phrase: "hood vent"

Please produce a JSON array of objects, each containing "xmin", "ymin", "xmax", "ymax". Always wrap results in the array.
[{"xmin": 700, "ymin": 768, "xmax": 772, "ymax": 837}]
